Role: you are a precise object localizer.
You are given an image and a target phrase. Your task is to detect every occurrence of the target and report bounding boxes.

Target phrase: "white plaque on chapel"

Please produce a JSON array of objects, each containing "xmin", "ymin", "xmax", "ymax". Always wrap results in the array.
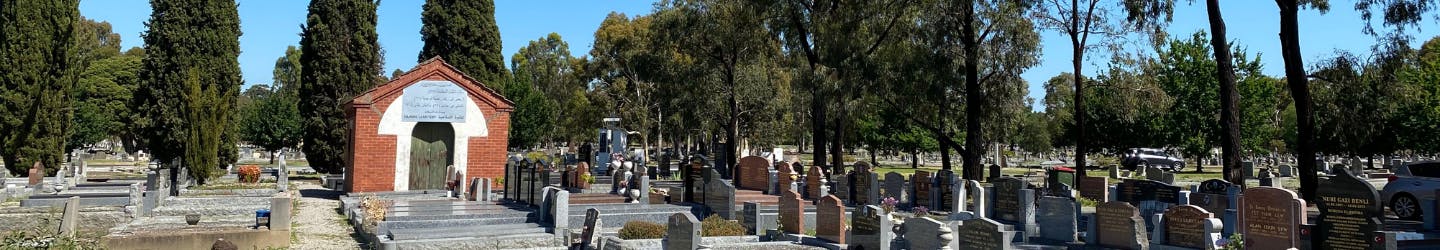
[{"xmin": 401, "ymin": 80, "xmax": 467, "ymax": 122}]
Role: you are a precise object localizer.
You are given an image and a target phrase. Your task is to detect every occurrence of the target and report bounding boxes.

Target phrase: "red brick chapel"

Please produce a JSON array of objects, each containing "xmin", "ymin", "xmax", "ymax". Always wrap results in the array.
[{"xmin": 344, "ymin": 57, "xmax": 513, "ymax": 193}]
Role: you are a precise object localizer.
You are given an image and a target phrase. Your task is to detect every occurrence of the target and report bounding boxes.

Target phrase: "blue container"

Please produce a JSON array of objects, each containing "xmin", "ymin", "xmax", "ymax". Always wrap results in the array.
[{"xmin": 256, "ymin": 209, "xmax": 272, "ymax": 228}]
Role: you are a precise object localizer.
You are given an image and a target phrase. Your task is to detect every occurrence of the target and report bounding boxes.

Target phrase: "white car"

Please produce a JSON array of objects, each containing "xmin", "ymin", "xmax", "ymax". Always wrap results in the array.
[{"xmin": 1380, "ymin": 161, "xmax": 1440, "ymax": 220}]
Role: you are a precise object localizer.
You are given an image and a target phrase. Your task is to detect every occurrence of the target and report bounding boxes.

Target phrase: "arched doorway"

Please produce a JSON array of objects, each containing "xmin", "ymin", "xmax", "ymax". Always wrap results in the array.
[{"xmin": 409, "ymin": 122, "xmax": 455, "ymax": 190}]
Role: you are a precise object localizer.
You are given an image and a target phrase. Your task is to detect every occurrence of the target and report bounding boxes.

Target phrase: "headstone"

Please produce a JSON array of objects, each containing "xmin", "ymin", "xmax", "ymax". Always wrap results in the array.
[
  {"xmin": 776, "ymin": 161, "xmax": 798, "ymax": 194},
  {"xmin": 850, "ymin": 205, "xmax": 892, "ymax": 250},
  {"xmin": 816, "ymin": 195, "xmax": 847, "ymax": 244},
  {"xmin": 1279, "ymin": 164, "xmax": 1294, "ymax": 177},
  {"xmin": 1145, "ymin": 166, "xmax": 1163, "ymax": 182},
  {"xmin": 479, "ymin": 178, "xmax": 492, "ymax": 201},
  {"xmin": 834, "ymin": 174, "xmax": 850, "ymax": 202},
  {"xmin": 806, "ymin": 166, "xmax": 827, "ymax": 199},
  {"xmin": 1241, "ymin": 161, "xmax": 1255, "ymax": 179},
  {"xmin": 742, "ymin": 202, "xmax": 773, "ymax": 236},
  {"xmin": 1390, "ymin": 159, "xmax": 1403, "ymax": 169},
  {"xmin": 277, "ymin": 153, "xmax": 288, "ymax": 192},
  {"xmin": 1036, "ymin": 196, "xmax": 1078, "ymax": 243},
  {"xmin": 1154, "ymin": 205, "xmax": 1222, "ymax": 249},
  {"xmin": 684, "ymin": 159, "xmax": 704, "ymax": 203},
  {"xmin": 1116, "ymin": 179, "xmax": 1183, "ymax": 228},
  {"xmin": 1094, "ymin": 201, "xmax": 1149, "ymax": 250},
  {"xmin": 852, "ymin": 163, "xmax": 877, "ymax": 206},
  {"xmin": 1077, "ymin": 176, "xmax": 1108, "ymax": 202},
  {"xmin": 1314, "ymin": 168, "xmax": 1384, "ymax": 250},
  {"xmin": 1239, "ymin": 186, "xmax": 1307, "ymax": 250},
  {"xmin": 59, "ymin": 196, "xmax": 78, "ymax": 237},
  {"xmin": 580, "ymin": 208, "xmax": 601, "ymax": 249},
  {"xmin": 935, "ymin": 170, "xmax": 955, "ymax": 210},
  {"xmin": 1109, "ymin": 165, "xmax": 1122, "ymax": 179},
  {"xmin": 884, "ymin": 172, "xmax": 907, "ymax": 206},
  {"xmin": 704, "ymin": 170, "xmax": 737, "ymax": 219},
  {"xmin": 1045, "ymin": 169, "xmax": 1075, "ymax": 197},
  {"xmin": 956, "ymin": 218, "xmax": 1016, "ymax": 250},
  {"xmin": 991, "ymin": 177, "xmax": 1026, "ymax": 222},
  {"xmin": 665, "ymin": 212, "xmax": 701, "ymax": 250},
  {"xmin": 913, "ymin": 171, "xmax": 933, "ymax": 209},
  {"xmin": 779, "ymin": 190, "xmax": 806, "ymax": 234},
  {"xmin": 1191, "ymin": 179, "xmax": 1233, "ymax": 215},
  {"xmin": 904, "ymin": 217, "xmax": 954, "ymax": 250},
  {"xmin": 738, "ymin": 156, "xmax": 771, "ymax": 191},
  {"xmin": 1159, "ymin": 172, "xmax": 1175, "ymax": 185},
  {"xmin": 988, "ymin": 164, "xmax": 1002, "ymax": 181},
  {"xmin": 28, "ymin": 162, "xmax": 43, "ymax": 187},
  {"xmin": 968, "ymin": 180, "xmax": 987, "ymax": 219},
  {"xmin": 270, "ymin": 192, "xmax": 292, "ymax": 231},
  {"xmin": 546, "ymin": 189, "xmax": 570, "ymax": 232},
  {"xmin": 469, "ymin": 178, "xmax": 482, "ymax": 201}
]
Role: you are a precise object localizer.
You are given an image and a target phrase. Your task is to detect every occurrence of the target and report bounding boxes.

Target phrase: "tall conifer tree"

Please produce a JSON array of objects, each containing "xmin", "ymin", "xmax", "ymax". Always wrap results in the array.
[
  {"xmin": 0, "ymin": 0, "xmax": 83, "ymax": 175},
  {"xmin": 135, "ymin": 0, "xmax": 242, "ymax": 181},
  {"xmin": 418, "ymin": 0, "xmax": 507, "ymax": 87},
  {"xmin": 299, "ymin": 0, "xmax": 382, "ymax": 174}
]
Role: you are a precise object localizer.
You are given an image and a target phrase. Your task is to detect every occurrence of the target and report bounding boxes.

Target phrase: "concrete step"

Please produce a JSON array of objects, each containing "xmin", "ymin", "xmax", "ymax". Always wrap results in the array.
[
  {"xmin": 385, "ymin": 210, "xmax": 536, "ymax": 221},
  {"xmin": 388, "ymin": 223, "xmax": 548, "ymax": 240},
  {"xmin": 379, "ymin": 232, "xmax": 563, "ymax": 250},
  {"xmin": 378, "ymin": 217, "xmax": 539, "ymax": 236}
]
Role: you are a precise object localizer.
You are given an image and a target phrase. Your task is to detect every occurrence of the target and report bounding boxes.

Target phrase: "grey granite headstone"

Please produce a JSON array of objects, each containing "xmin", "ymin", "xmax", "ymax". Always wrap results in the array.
[
  {"xmin": 955, "ymin": 218, "xmax": 1015, "ymax": 250},
  {"xmin": 968, "ymin": 180, "xmax": 987, "ymax": 218},
  {"xmin": 989, "ymin": 164, "xmax": 1002, "ymax": 181},
  {"xmin": 277, "ymin": 153, "xmax": 288, "ymax": 192},
  {"xmin": 1279, "ymin": 165, "xmax": 1294, "ymax": 177},
  {"xmin": 549, "ymin": 189, "xmax": 570, "ymax": 233},
  {"xmin": 59, "ymin": 196, "xmax": 78, "ymax": 237},
  {"xmin": 665, "ymin": 212, "xmax": 701, "ymax": 250},
  {"xmin": 704, "ymin": 172, "xmax": 737, "ymax": 219},
  {"xmin": 1145, "ymin": 166, "xmax": 1163, "ymax": 181},
  {"xmin": 1109, "ymin": 165, "xmax": 1121, "ymax": 179},
  {"xmin": 271, "ymin": 192, "xmax": 292, "ymax": 231},
  {"xmin": 1036, "ymin": 196, "xmax": 1078, "ymax": 243},
  {"xmin": 742, "ymin": 202, "xmax": 772, "ymax": 236},
  {"xmin": 850, "ymin": 205, "xmax": 892, "ymax": 250},
  {"xmin": 905, "ymin": 217, "xmax": 954, "ymax": 250},
  {"xmin": 884, "ymin": 172, "xmax": 906, "ymax": 205},
  {"xmin": 469, "ymin": 178, "xmax": 482, "ymax": 201}
]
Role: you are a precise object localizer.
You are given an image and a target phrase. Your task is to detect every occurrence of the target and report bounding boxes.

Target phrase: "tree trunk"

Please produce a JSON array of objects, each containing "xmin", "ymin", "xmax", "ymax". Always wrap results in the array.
[
  {"xmin": 1208, "ymin": 0, "xmax": 1243, "ymax": 185},
  {"xmin": 1071, "ymin": 41, "xmax": 1088, "ymax": 176},
  {"xmin": 912, "ymin": 149, "xmax": 919, "ymax": 169},
  {"xmin": 961, "ymin": 0, "xmax": 984, "ymax": 181},
  {"xmin": 1276, "ymin": 0, "xmax": 1318, "ymax": 202},
  {"xmin": 812, "ymin": 84, "xmax": 828, "ymax": 169},
  {"xmin": 727, "ymin": 70, "xmax": 740, "ymax": 184},
  {"xmin": 832, "ymin": 112, "xmax": 846, "ymax": 174}
]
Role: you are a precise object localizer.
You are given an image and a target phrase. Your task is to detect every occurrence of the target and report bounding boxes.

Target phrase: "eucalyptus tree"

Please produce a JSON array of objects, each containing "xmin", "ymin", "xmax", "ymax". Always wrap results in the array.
[
  {"xmin": 1274, "ymin": 0, "xmax": 1328, "ymax": 201},
  {"xmin": 1033, "ymin": 0, "xmax": 1173, "ymax": 174}
]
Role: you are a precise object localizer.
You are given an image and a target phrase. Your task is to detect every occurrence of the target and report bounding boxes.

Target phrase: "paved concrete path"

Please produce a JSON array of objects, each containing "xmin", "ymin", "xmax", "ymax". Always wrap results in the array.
[{"xmin": 292, "ymin": 182, "xmax": 365, "ymax": 250}]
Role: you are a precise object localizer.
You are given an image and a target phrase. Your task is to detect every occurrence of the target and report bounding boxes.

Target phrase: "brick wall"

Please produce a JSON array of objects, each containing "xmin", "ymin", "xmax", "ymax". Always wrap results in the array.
[{"xmin": 345, "ymin": 58, "xmax": 513, "ymax": 193}]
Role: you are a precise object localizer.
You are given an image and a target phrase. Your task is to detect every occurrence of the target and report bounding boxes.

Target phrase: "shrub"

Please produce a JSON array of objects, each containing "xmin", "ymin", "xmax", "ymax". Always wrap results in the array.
[
  {"xmin": 618, "ymin": 221, "xmax": 666, "ymax": 239},
  {"xmin": 701, "ymin": 215, "xmax": 746, "ymax": 237},
  {"xmin": 1077, "ymin": 197, "xmax": 1099, "ymax": 207},
  {"xmin": 237, "ymin": 165, "xmax": 261, "ymax": 183},
  {"xmin": 581, "ymin": 174, "xmax": 595, "ymax": 184}
]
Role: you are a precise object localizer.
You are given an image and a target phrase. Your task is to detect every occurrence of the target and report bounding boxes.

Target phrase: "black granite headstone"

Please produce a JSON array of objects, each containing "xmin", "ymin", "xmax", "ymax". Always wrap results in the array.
[{"xmin": 1314, "ymin": 168, "xmax": 1384, "ymax": 250}]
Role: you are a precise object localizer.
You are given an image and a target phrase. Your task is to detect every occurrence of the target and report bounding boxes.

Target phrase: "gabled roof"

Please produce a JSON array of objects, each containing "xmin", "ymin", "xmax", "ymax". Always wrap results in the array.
[{"xmin": 351, "ymin": 57, "xmax": 514, "ymax": 111}]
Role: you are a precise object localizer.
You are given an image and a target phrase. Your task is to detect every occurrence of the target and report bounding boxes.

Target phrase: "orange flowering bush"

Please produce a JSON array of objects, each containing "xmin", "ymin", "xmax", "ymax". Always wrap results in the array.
[{"xmin": 238, "ymin": 165, "xmax": 261, "ymax": 183}]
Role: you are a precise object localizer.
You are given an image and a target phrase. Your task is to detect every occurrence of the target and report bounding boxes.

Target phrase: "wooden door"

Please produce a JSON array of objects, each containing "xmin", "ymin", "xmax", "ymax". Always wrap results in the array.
[{"xmin": 409, "ymin": 122, "xmax": 454, "ymax": 190}]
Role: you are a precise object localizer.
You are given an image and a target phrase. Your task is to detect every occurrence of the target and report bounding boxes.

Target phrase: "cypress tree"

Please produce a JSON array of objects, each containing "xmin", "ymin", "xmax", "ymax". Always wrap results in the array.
[
  {"xmin": 135, "ymin": 0, "xmax": 242, "ymax": 181},
  {"xmin": 299, "ymin": 0, "xmax": 381, "ymax": 174},
  {"xmin": 0, "ymin": 0, "xmax": 82, "ymax": 175},
  {"xmin": 418, "ymin": 0, "xmax": 508, "ymax": 87}
]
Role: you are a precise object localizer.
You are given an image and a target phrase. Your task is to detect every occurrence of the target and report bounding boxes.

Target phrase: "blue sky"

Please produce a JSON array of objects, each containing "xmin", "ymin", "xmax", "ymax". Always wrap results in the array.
[{"xmin": 80, "ymin": 1, "xmax": 1437, "ymax": 111}]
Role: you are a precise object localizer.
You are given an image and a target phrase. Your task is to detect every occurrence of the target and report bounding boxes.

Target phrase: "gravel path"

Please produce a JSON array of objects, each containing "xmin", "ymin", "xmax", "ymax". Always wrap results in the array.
[{"xmin": 291, "ymin": 182, "xmax": 366, "ymax": 250}]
